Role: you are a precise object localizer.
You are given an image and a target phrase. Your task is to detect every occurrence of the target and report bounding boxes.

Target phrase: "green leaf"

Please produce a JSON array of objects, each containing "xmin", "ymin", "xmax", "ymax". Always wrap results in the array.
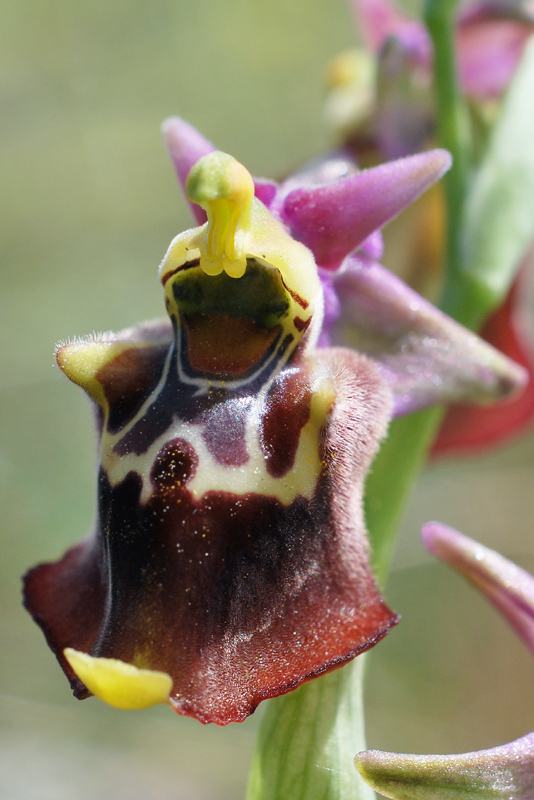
[{"xmin": 461, "ymin": 35, "xmax": 534, "ymax": 308}]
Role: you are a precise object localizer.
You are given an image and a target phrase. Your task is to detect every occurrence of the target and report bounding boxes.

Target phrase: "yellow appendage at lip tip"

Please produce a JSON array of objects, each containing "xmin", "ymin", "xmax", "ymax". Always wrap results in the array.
[
  {"xmin": 186, "ymin": 151, "xmax": 254, "ymax": 279},
  {"xmin": 64, "ymin": 648, "xmax": 172, "ymax": 710}
]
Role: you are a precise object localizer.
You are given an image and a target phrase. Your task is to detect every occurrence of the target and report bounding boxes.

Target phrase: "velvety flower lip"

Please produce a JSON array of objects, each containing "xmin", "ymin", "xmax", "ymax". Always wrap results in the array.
[
  {"xmin": 355, "ymin": 735, "xmax": 534, "ymax": 799},
  {"xmin": 423, "ymin": 521, "xmax": 534, "ymax": 654},
  {"xmin": 355, "ymin": 522, "xmax": 534, "ymax": 798},
  {"xmin": 27, "ymin": 125, "xmax": 527, "ymax": 726}
]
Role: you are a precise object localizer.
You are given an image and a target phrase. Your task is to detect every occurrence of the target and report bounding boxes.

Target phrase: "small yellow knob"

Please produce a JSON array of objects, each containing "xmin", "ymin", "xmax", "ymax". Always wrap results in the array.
[
  {"xmin": 64, "ymin": 648, "xmax": 172, "ymax": 710},
  {"xmin": 186, "ymin": 151, "xmax": 255, "ymax": 278}
]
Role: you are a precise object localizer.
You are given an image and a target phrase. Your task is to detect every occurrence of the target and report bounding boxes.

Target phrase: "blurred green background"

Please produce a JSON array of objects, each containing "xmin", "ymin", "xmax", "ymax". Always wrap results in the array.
[{"xmin": 2, "ymin": 1, "xmax": 534, "ymax": 797}]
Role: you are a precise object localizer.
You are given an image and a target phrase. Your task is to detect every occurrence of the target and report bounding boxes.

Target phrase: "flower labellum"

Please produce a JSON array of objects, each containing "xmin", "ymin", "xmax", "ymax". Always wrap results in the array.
[{"xmin": 24, "ymin": 151, "xmax": 399, "ymax": 725}]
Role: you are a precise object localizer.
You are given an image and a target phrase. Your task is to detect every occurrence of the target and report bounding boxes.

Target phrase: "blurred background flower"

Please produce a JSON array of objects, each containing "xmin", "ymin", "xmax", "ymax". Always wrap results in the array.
[{"xmin": 2, "ymin": 0, "xmax": 534, "ymax": 798}]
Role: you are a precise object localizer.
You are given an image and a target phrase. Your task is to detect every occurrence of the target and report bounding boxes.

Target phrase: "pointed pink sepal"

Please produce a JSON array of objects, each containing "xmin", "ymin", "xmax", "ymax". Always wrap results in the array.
[
  {"xmin": 423, "ymin": 522, "xmax": 534, "ymax": 655},
  {"xmin": 282, "ymin": 150, "xmax": 451, "ymax": 270},
  {"xmin": 355, "ymin": 734, "xmax": 534, "ymax": 799},
  {"xmin": 325, "ymin": 255, "xmax": 527, "ymax": 415}
]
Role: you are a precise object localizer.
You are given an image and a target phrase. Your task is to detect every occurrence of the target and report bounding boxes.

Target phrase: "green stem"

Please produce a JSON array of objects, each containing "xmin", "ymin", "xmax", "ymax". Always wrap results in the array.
[
  {"xmin": 246, "ymin": 656, "xmax": 374, "ymax": 800},
  {"xmin": 365, "ymin": 407, "xmax": 445, "ymax": 588},
  {"xmin": 423, "ymin": 0, "xmax": 471, "ymax": 317}
]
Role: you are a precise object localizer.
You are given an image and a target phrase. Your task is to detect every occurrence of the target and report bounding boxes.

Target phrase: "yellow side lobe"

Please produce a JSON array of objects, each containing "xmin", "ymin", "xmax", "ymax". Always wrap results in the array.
[
  {"xmin": 56, "ymin": 341, "xmax": 129, "ymax": 407},
  {"xmin": 64, "ymin": 648, "xmax": 172, "ymax": 710}
]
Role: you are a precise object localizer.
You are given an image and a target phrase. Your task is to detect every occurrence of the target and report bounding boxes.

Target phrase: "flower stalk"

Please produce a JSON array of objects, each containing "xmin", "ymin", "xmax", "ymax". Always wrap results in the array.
[
  {"xmin": 247, "ymin": 656, "xmax": 374, "ymax": 800},
  {"xmin": 425, "ymin": 0, "xmax": 471, "ymax": 294}
]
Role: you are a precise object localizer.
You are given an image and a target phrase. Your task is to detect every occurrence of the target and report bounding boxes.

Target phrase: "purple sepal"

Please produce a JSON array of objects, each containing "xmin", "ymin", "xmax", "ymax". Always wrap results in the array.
[
  {"xmin": 324, "ymin": 255, "xmax": 528, "ymax": 415},
  {"xmin": 281, "ymin": 150, "xmax": 451, "ymax": 270},
  {"xmin": 423, "ymin": 521, "xmax": 534, "ymax": 655}
]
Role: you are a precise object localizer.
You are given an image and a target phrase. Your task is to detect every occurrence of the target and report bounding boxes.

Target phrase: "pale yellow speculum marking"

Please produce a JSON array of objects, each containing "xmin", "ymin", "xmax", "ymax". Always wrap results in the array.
[
  {"xmin": 100, "ymin": 373, "xmax": 336, "ymax": 507},
  {"xmin": 64, "ymin": 648, "xmax": 172, "ymax": 710}
]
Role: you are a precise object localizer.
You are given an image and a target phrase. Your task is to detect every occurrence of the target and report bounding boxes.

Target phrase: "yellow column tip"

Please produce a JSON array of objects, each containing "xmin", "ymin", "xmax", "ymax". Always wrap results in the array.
[
  {"xmin": 185, "ymin": 151, "xmax": 254, "ymax": 278},
  {"xmin": 64, "ymin": 648, "xmax": 173, "ymax": 710}
]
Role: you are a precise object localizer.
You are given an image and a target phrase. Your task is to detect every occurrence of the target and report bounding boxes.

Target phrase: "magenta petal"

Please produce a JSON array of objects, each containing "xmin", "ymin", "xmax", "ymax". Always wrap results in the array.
[
  {"xmin": 326, "ymin": 256, "xmax": 527, "ymax": 414},
  {"xmin": 281, "ymin": 150, "xmax": 452, "ymax": 270},
  {"xmin": 423, "ymin": 522, "xmax": 534, "ymax": 655},
  {"xmin": 161, "ymin": 117, "xmax": 217, "ymax": 224},
  {"xmin": 356, "ymin": 734, "xmax": 534, "ymax": 799}
]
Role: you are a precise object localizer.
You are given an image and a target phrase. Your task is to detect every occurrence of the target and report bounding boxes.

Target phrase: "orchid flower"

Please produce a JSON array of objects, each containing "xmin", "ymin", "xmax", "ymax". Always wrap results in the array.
[
  {"xmin": 22, "ymin": 121, "xmax": 525, "ymax": 726},
  {"xmin": 326, "ymin": 0, "xmax": 534, "ymax": 159},
  {"xmin": 356, "ymin": 522, "xmax": 534, "ymax": 798}
]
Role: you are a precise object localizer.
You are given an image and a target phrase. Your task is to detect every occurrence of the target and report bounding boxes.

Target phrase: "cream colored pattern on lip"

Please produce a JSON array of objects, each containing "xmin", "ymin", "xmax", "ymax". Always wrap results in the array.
[{"xmin": 100, "ymin": 373, "xmax": 335, "ymax": 507}]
